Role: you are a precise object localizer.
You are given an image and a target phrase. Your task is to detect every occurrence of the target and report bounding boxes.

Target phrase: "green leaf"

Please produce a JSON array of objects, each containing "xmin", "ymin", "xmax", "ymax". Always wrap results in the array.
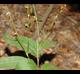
[
  {"xmin": 3, "ymin": 32, "xmax": 37, "ymax": 56},
  {"xmin": 0, "ymin": 56, "xmax": 37, "ymax": 70},
  {"xmin": 3, "ymin": 32, "xmax": 57, "ymax": 57},
  {"xmin": 3, "ymin": 32, "xmax": 21, "ymax": 48},
  {"xmin": 39, "ymin": 40, "xmax": 57, "ymax": 54},
  {"xmin": 28, "ymin": 39, "xmax": 37, "ymax": 56},
  {"xmin": 40, "ymin": 63, "xmax": 60, "ymax": 70},
  {"xmin": 39, "ymin": 40, "xmax": 57, "ymax": 49}
]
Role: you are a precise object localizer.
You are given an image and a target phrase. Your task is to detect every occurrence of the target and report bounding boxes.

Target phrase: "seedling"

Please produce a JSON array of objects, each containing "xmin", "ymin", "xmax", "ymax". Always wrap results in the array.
[
  {"xmin": 0, "ymin": 32, "xmax": 60, "ymax": 70},
  {"xmin": 0, "ymin": 4, "xmax": 62, "ymax": 70}
]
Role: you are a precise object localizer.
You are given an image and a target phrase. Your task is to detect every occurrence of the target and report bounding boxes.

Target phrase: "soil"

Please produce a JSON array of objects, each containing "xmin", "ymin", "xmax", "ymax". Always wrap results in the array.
[{"xmin": 0, "ymin": 4, "xmax": 80, "ymax": 70}]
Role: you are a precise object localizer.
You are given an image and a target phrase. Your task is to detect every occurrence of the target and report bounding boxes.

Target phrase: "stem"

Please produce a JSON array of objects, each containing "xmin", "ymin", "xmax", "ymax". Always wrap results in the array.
[
  {"xmin": 39, "ymin": 4, "xmax": 53, "ymax": 32},
  {"xmin": 42, "ymin": 5, "xmax": 66, "ymax": 40},
  {"xmin": 32, "ymin": 4, "xmax": 40, "ymax": 67},
  {"xmin": 9, "ymin": 13, "xmax": 29, "ymax": 58}
]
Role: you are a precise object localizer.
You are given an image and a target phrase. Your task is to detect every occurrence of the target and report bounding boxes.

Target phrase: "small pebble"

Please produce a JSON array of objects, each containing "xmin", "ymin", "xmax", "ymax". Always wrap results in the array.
[{"xmin": 6, "ymin": 11, "xmax": 11, "ymax": 16}]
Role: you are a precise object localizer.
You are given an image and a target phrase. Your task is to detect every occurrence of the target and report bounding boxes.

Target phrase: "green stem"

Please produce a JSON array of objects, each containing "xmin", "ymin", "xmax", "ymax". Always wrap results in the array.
[{"xmin": 9, "ymin": 13, "xmax": 29, "ymax": 58}]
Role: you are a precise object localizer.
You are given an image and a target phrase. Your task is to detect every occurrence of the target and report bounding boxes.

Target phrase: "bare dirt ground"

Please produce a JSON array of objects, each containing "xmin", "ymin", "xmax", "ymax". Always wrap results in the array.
[{"xmin": 0, "ymin": 4, "xmax": 80, "ymax": 70}]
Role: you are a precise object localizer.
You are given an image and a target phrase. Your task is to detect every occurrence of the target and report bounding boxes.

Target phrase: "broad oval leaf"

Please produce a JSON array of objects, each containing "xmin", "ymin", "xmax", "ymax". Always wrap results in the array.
[
  {"xmin": 40, "ymin": 63, "xmax": 60, "ymax": 70},
  {"xmin": 3, "ymin": 32, "xmax": 37, "ymax": 56},
  {"xmin": 14, "ymin": 35, "xmax": 37, "ymax": 56},
  {"xmin": 0, "ymin": 56, "xmax": 37, "ymax": 70}
]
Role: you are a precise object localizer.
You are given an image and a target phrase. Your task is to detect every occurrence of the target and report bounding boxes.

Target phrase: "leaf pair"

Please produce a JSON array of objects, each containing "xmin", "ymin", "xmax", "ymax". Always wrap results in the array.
[{"xmin": 3, "ymin": 32, "xmax": 57, "ymax": 57}]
